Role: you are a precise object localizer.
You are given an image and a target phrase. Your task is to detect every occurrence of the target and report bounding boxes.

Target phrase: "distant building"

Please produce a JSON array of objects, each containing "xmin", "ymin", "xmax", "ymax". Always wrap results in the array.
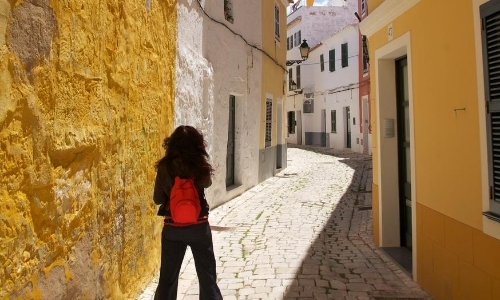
[{"xmin": 286, "ymin": 2, "xmax": 372, "ymax": 154}]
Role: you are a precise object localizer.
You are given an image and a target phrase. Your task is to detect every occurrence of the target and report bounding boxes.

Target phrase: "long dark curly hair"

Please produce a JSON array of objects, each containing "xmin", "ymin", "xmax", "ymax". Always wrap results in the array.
[{"xmin": 156, "ymin": 125, "xmax": 213, "ymax": 182}]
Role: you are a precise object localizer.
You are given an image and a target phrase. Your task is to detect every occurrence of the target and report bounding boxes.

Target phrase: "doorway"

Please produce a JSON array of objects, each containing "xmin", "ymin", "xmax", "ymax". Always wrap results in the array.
[
  {"xmin": 226, "ymin": 95, "xmax": 235, "ymax": 187},
  {"xmin": 374, "ymin": 32, "xmax": 415, "ymax": 278},
  {"xmin": 345, "ymin": 106, "xmax": 351, "ymax": 148},
  {"xmin": 321, "ymin": 109, "xmax": 327, "ymax": 147},
  {"xmin": 296, "ymin": 110, "xmax": 302, "ymax": 145},
  {"xmin": 362, "ymin": 95, "xmax": 369, "ymax": 154},
  {"xmin": 277, "ymin": 99, "xmax": 283, "ymax": 169},
  {"xmin": 396, "ymin": 57, "xmax": 412, "ymax": 250}
]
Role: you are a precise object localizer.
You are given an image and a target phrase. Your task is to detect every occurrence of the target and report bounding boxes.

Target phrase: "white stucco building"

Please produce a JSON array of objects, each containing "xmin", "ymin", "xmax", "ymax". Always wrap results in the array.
[
  {"xmin": 286, "ymin": 2, "xmax": 370, "ymax": 154},
  {"xmin": 176, "ymin": 0, "xmax": 290, "ymax": 209}
]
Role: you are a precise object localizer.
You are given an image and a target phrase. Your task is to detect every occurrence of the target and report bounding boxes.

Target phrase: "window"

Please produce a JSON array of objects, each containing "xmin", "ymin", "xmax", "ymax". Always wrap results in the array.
[
  {"xmin": 224, "ymin": 0, "xmax": 234, "ymax": 23},
  {"xmin": 361, "ymin": 0, "xmax": 367, "ymax": 16},
  {"xmin": 287, "ymin": 111, "xmax": 296, "ymax": 134},
  {"xmin": 320, "ymin": 54, "xmax": 325, "ymax": 72},
  {"xmin": 329, "ymin": 49, "xmax": 336, "ymax": 72},
  {"xmin": 275, "ymin": 4, "xmax": 280, "ymax": 40},
  {"xmin": 363, "ymin": 50, "xmax": 368, "ymax": 73},
  {"xmin": 481, "ymin": 0, "xmax": 500, "ymax": 218},
  {"xmin": 296, "ymin": 65, "xmax": 301, "ymax": 89},
  {"xmin": 287, "ymin": 37, "xmax": 290, "ymax": 50},
  {"xmin": 293, "ymin": 31, "xmax": 301, "ymax": 46},
  {"xmin": 341, "ymin": 43, "xmax": 348, "ymax": 67},
  {"xmin": 290, "ymin": 35, "xmax": 294, "ymax": 49},
  {"xmin": 288, "ymin": 68, "xmax": 293, "ymax": 90},
  {"xmin": 331, "ymin": 110, "xmax": 337, "ymax": 133},
  {"xmin": 265, "ymin": 98, "xmax": 272, "ymax": 147},
  {"xmin": 362, "ymin": 36, "xmax": 369, "ymax": 73}
]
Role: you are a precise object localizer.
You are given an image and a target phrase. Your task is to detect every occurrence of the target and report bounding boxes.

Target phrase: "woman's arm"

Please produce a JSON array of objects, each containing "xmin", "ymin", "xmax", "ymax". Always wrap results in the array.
[{"xmin": 153, "ymin": 167, "xmax": 170, "ymax": 205}]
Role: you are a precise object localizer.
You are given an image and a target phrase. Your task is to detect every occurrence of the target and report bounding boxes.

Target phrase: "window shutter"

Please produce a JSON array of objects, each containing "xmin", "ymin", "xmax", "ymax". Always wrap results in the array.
[
  {"xmin": 329, "ymin": 49, "xmax": 335, "ymax": 72},
  {"xmin": 320, "ymin": 54, "xmax": 324, "ymax": 72},
  {"xmin": 341, "ymin": 43, "xmax": 348, "ymax": 67},
  {"xmin": 296, "ymin": 65, "xmax": 301, "ymax": 89},
  {"xmin": 481, "ymin": 0, "xmax": 500, "ymax": 213}
]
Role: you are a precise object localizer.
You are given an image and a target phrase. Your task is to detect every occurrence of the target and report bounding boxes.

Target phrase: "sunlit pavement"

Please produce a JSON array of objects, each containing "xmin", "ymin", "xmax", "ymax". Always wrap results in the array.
[{"xmin": 138, "ymin": 145, "xmax": 432, "ymax": 300}]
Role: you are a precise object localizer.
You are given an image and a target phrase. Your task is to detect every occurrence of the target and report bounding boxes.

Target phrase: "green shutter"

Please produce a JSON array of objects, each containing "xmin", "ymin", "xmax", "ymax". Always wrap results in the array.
[
  {"xmin": 329, "ymin": 49, "xmax": 335, "ymax": 72},
  {"xmin": 341, "ymin": 43, "xmax": 348, "ymax": 67},
  {"xmin": 296, "ymin": 65, "xmax": 301, "ymax": 89},
  {"xmin": 481, "ymin": 0, "xmax": 500, "ymax": 215}
]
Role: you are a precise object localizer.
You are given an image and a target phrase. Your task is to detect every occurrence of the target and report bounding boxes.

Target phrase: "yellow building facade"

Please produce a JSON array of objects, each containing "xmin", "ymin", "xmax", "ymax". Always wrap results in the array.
[
  {"xmin": 361, "ymin": 0, "xmax": 500, "ymax": 299},
  {"xmin": 1, "ymin": 0, "xmax": 176, "ymax": 298},
  {"xmin": 258, "ymin": 0, "xmax": 292, "ymax": 182}
]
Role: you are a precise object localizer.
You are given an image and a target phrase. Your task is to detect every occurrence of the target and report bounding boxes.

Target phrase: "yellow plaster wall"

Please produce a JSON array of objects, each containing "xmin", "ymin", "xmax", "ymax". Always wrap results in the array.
[
  {"xmin": 0, "ymin": 0, "xmax": 176, "ymax": 298},
  {"xmin": 417, "ymin": 203, "xmax": 500, "ymax": 300},
  {"xmin": 367, "ymin": 0, "xmax": 384, "ymax": 13},
  {"xmin": 366, "ymin": 0, "xmax": 500, "ymax": 299},
  {"xmin": 259, "ymin": 1, "xmax": 287, "ymax": 149},
  {"xmin": 368, "ymin": 0, "xmax": 482, "ymax": 229}
]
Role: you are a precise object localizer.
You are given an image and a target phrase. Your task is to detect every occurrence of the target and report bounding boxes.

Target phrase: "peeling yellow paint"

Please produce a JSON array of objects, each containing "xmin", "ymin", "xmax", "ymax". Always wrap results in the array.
[{"xmin": 1, "ymin": 0, "xmax": 176, "ymax": 298}]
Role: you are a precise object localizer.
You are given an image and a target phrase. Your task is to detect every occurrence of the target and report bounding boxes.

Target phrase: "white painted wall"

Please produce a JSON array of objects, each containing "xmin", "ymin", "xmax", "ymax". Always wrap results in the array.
[
  {"xmin": 286, "ymin": 4, "xmax": 358, "ymax": 60},
  {"xmin": 176, "ymin": 0, "xmax": 263, "ymax": 209},
  {"xmin": 287, "ymin": 23, "xmax": 364, "ymax": 153},
  {"xmin": 286, "ymin": 1, "xmax": 366, "ymax": 153}
]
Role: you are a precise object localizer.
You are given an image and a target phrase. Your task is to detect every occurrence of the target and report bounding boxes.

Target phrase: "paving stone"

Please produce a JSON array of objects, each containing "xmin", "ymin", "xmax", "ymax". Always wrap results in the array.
[{"xmin": 136, "ymin": 146, "xmax": 431, "ymax": 300}]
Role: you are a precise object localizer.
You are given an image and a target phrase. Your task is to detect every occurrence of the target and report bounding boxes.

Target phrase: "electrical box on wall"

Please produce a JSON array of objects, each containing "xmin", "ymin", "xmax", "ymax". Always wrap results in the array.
[
  {"xmin": 303, "ymin": 93, "xmax": 314, "ymax": 113},
  {"xmin": 384, "ymin": 118, "xmax": 395, "ymax": 138}
]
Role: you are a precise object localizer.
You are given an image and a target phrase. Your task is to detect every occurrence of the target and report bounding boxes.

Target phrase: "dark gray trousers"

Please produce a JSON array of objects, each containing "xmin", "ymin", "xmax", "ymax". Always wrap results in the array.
[{"xmin": 154, "ymin": 222, "xmax": 222, "ymax": 300}]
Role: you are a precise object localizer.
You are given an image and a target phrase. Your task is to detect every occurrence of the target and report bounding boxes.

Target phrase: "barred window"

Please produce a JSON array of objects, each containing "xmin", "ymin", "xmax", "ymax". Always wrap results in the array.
[
  {"xmin": 275, "ymin": 4, "xmax": 280, "ymax": 40},
  {"xmin": 331, "ymin": 110, "xmax": 337, "ymax": 133},
  {"xmin": 265, "ymin": 98, "xmax": 272, "ymax": 147}
]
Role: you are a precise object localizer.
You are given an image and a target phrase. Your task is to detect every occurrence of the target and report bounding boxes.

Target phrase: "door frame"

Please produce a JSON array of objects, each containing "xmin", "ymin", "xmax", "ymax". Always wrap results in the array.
[{"xmin": 374, "ymin": 32, "xmax": 417, "ymax": 277}]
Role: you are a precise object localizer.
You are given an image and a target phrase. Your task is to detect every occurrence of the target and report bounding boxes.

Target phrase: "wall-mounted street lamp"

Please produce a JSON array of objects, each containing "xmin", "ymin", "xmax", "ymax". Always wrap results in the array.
[
  {"xmin": 286, "ymin": 40, "xmax": 310, "ymax": 66},
  {"xmin": 288, "ymin": 80, "xmax": 303, "ymax": 95}
]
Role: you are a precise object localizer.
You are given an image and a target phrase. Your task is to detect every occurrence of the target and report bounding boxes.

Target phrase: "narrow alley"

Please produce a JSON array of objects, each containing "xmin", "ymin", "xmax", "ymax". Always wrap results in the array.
[{"xmin": 138, "ymin": 146, "xmax": 431, "ymax": 300}]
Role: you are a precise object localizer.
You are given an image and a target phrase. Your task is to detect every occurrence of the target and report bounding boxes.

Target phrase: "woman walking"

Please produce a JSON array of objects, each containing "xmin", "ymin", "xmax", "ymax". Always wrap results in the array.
[{"xmin": 153, "ymin": 125, "xmax": 223, "ymax": 300}]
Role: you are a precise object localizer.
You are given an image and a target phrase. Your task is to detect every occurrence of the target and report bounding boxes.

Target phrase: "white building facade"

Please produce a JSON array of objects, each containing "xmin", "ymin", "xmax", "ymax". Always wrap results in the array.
[
  {"xmin": 285, "ymin": 3, "xmax": 369, "ymax": 154},
  {"xmin": 176, "ymin": 0, "xmax": 290, "ymax": 208}
]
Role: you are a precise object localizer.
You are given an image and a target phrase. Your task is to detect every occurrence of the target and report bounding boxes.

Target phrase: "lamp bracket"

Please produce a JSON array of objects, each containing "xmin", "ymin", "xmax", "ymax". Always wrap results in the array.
[{"xmin": 286, "ymin": 60, "xmax": 305, "ymax": 66}]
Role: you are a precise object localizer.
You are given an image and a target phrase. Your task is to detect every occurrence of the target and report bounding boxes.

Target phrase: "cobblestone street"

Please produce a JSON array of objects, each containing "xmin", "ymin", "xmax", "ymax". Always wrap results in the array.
[{"xmin": 138, "ymin": 146, "xmax": 432, "ymax": 300}]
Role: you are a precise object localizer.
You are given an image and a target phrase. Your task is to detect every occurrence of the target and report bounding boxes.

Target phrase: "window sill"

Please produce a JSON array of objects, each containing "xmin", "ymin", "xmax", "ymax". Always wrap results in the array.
[{"xmin": 483, "ymin": 211, "xmax": 500, "ymax": 223}]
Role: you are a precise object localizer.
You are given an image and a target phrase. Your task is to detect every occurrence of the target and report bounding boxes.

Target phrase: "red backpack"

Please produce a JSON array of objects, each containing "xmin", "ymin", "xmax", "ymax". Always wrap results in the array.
[{"xmin": 169, "ymin": 177, "xmax": 201, "ymax": 225}]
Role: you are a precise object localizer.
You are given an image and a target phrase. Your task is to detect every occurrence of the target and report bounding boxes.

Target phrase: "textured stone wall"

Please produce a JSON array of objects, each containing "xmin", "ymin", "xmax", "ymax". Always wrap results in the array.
[{"xmin": 0, "ymin": 0, "xmax": 176, "ymax": 298}]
